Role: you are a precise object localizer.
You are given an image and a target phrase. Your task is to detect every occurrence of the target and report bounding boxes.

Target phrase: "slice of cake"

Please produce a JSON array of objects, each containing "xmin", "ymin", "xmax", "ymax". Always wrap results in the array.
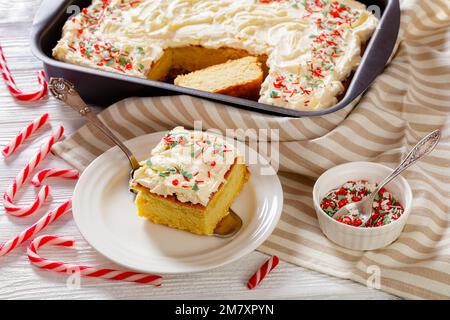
[
  {"xmin": 147, "ymin": 46, "xmax": 263, "ymax": 82},
  {"xmin": 174, "ymin": 56, "xmax": 264, "ymax": 100},
  {"xmin": 130, "ymin": 127, "xmax": 250, "ymax": 235}
]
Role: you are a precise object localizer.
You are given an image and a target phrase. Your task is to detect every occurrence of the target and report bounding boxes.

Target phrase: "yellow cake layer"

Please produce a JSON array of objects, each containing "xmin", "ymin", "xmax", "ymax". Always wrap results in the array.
[
  {"xmin": 132, "ymin": 163, "xmax": 250, "ymax": 235},
  {"xmin": 147, "ymin": 46, "xmax": 268, "ymax": 82},
  {"xmin": 174, "ymin": 56, "xmax": 264, "ymax": 100}
]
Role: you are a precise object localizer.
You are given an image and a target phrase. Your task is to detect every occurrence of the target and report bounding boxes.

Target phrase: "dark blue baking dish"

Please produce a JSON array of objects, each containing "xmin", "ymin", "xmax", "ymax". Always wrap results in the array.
[{"xmin": 30, "ymin": 0, "xmax": 400, "ymax": 117}]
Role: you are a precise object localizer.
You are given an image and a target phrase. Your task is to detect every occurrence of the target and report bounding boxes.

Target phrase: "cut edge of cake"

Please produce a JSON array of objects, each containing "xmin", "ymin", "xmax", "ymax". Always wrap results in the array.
[{"xmin": 174, "ymin": 56, "xmax": 264, "ymax": 100}]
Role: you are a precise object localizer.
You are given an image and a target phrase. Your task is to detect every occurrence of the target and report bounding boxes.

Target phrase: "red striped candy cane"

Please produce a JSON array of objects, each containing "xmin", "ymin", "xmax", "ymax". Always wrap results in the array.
[
  {"xmin": 247, "ymin": 256, "xmax": 279, "ymax": 290},
  {"xmin": 0, "ymin": 45, "xmax": 48, "ymax": 102},
  {"xmin": 0, "ymin": 200, "xmax": 71, "ymax": 257},
  {"xmin": 32, "ymin": 169, "xmax": 79, "ymax": 187},
  {"xmin": 28, "ymin": 235, "xmax": 163, "ymax": 286},
  {"xmin": 2, "ymin": 113, "xmax": 49, "ymax": 157},
  {"xmin": 3, "ymin": 126, "xmax": 64, "ymax": 217}
]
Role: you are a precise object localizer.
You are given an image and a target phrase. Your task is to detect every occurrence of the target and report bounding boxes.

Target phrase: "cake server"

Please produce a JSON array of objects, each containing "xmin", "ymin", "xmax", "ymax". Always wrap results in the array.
[
  {"xmin": 332, "ymin": 129, "xmax": 441, "ymax": 226},
  {"xmin": 49, "ymin": 77, "xmax": 243, "ymax": 238},
  {"xmin": 49, "ymin": 78, "xmax": 141, "ymax": 173}
]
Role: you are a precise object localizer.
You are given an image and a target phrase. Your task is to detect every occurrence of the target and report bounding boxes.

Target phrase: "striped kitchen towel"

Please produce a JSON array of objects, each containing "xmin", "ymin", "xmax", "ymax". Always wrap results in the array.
[{"xmin": 52, "ymin": 0, "xmax": 450, "ymax": 299}]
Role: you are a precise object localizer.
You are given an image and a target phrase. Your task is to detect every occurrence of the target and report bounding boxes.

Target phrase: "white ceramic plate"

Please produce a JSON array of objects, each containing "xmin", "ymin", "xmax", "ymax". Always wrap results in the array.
[{"xmin": 72, "ymin": 132, "xmax": 283, "ymax": 274}]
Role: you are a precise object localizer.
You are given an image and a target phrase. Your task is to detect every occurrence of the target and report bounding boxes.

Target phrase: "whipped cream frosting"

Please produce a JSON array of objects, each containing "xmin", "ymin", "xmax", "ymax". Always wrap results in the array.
[
  {"xmin": 131, "ymin": 127, "xmax": 239, "ymax": 206},
  {"xmin": 53, "ymin": 0, "xmax": 378, "ymax": 111}
]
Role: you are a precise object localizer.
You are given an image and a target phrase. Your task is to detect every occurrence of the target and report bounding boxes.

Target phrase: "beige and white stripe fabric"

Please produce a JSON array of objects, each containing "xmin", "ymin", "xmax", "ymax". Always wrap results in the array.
[{"xmin": 52, "ymin": 0, "xmax": 450, "ymax": 299}]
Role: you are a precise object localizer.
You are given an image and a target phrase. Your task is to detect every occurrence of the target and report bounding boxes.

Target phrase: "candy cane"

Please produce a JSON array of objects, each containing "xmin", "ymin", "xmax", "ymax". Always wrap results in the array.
[
  {"xmin": 2, "ymin": 113, "xmax": 49, "ymax": 157},
  {"xmin": 247, "ymin": 256, "xmax": 279, "ymax": 290},
  {"xmin": 0, "ymin": 45, "xmax": 48, "ymax": 102},
  {"xmin": 0, "ymin": 200, "xmax": 71, "ymax": 257},
  {"xmin": 31, "ymin": 169, "xmax": 80, "ymax": 187},
  {"xmin": 3, "ymin": 126, "xmax": 64, "ymax": 217},
  {"xmin": 28, "ymin": 235, "xmax": 163, "ymax": 286}
]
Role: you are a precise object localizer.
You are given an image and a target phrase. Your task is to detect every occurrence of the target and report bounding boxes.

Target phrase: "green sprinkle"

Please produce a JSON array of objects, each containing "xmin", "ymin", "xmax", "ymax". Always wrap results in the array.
[
  {"xmin": 159, "ymin": 167, "xmax": 177, "ymax": 177},
  {"xmin": 136, "ymin": 46, "xmax": 145, "ymax": 55},
  {"xmin": 118, "ymin": 57, "xmax": 129, "ymax": 67},
  {"xmin": 270, "ymin": 91, "xmax": 279, "ymax": 98}
]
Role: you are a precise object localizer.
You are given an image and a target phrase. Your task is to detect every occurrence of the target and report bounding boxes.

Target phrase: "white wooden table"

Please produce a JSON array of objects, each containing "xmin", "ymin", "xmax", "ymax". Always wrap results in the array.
[{"xmin": 0, "ymin": 0, "xmax": 397, "ymax": 300}]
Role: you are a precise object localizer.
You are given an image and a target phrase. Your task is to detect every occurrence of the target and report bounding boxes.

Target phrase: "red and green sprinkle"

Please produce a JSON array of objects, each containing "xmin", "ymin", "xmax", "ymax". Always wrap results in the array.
[
  {"xmin": 320, "ymin": 180, "xmax": 405, "ymax": 228},
  {"xmin": 267, "ymin": 1, "xmax": 361, "ymax": 106},
  {"xmin": 146, "ymin": 131, "xmax": 232, "ymax": 192},
  {"xmin": 68, "ymin": 0, "xmax": 145, "ymax": 74}
]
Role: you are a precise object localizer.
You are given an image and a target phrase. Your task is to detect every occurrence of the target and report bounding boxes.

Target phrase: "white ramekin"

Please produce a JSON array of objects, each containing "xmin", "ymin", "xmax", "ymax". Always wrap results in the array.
[{"xmin": 313, "ymin": 162, "xmax": 413, "ymax": 251}]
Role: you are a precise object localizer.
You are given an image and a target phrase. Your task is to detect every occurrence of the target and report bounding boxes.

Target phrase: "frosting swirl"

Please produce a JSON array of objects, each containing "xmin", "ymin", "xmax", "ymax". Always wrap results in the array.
[{"xmin": 131, "ymin": 127, "xmax": 238, "ymax": 206}]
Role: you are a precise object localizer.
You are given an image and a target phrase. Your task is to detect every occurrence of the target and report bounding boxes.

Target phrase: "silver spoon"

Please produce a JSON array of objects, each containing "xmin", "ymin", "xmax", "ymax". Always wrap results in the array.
[
  {"xmin": 48, "ymin": 78, "xmax": 243, "ymax": 238},
  {"xmin": 332, "ymin": 129, "xmax": 441, "ymax": 226}
]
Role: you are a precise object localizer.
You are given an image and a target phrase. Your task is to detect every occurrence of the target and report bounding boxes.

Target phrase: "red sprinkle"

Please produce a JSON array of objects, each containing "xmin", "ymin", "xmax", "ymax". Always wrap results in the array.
[{"xmin": 320, "ymin": 180, "xmax": 404, "ymax": 228}]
